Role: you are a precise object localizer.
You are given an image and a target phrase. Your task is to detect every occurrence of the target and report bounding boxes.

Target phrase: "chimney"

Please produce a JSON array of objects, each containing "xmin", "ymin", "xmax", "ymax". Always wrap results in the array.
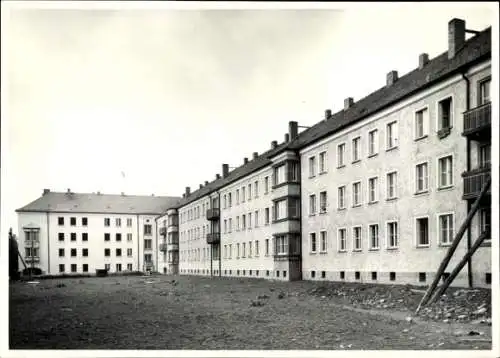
[
  {"xmin": 216, "ymin": 174, "xmax": 221, "ymax": 179},
  {"xmin": 204, "ymin": 181, "xmax": 209, "ymax": 186},
  {"xmin": 386, "ymin": 70, "xmax": 398, "ymax": 86},
  {"xmin": 182, "ymin": 193, "xmax": 186, "ymax": 198},
  {"xmin": 448, "ymin": 18, "xmax": 465, "ymax": 59},
  {"xmin": 67, "ymin": 188, "xmax": 71, "ymax": 193},
  {"xmin": 271, "ymin": 140, "xmax": 278, "ymax": 149},
  {"xmin": 419, "ymin": 53, "xmax": 429, "ymax": 69},
  {"xmin": 325, "ymin": 109, "xmax": 332, "ymax": 120},
  {"xmin": 244, "ymin": 157, "xmax": 249, "ymax": 164},
  {"xmin": 121, "ymin": 192, "xmax": 125, "ymax": 196},
  {"xmin": 344, "ymin": 97, "xmax": 354, "ymax": 110},
  {"xmin": 199, "ymin": 184, "xmax": 203, "ymax": 189},
  {"xmin": 284, "ymin": 133, "xmax": 290, "ymax": 143},
  {"xmin": 97, "ymin": 191, "xmax": 101, "ymax": 195},
  {"xmin": 252, "ymin": 152, "xmax": 258, "ymax": 160},
  {"xmin": 43, "ymin": 189, "xmax": 50, "ymax": 196},
  {"xmin": 288, "ymin": 121, "xmax": 298, "ymax": 140},
  {"xmin": 222, "ymin": 164, "xmax": 229, "ymax": 178},
  {"xmin": 185, "ymin": 186, "xmax": 191, "ymax": 197}
]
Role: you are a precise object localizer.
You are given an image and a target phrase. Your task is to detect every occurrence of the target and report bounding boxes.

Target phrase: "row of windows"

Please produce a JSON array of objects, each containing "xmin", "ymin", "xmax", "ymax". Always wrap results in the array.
[
  {"xmin": 57, "ymin": 217, "xmax": 153, "ymax": 234},
  {"xmin": 58, "ymin": 248, "xmax": 89, "ymax": 257},
  {"xmin": 103, "ymin": 248, "xmax": 134, "ymax": 257},
  {"xmin": 58, "ymin": 263, "xmax": 134, "ymax": 273},
  {"xmin": 181, "ymin": 245, "xmax": 220, "ymax": 261},
  {"xmin": 57, "ymin": 217, "xmax": 89, "ymax": 226},
  {"xmin": 180, "ymin": 268, "xmax": 287, "ymax": 278}
]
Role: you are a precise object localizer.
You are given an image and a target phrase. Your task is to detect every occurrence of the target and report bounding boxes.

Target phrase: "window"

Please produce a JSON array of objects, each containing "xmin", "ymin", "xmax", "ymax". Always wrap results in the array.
[
  {"xmin": 254, "ymin": 181, "xmax": 259, "ymax": 197},
  {"xmin": 127, "ymin": 263, "xmax": 133, "ymax": 271},
  {"xmin": 242, "ymin": 214, "xmax": 246, "ymax": 230},
  {"xmin": 319, "ymin": 191, "xmax": 327, "ymax": 213},
  {"xmin": 438, "ymin": 97, "xmax": 453, "ymax": 130},
  {"xmin": 276, "ymin": 235, "xmax": 288, "ymax": 255},
  {"xmin": 274, "ymin": 164, "xmax": 286, "ymax": 186},
  {"xmin": 353, "ymin": 227, "xmax": 362, "ymax": 251},
  {"xmin": 386, "ymin": 121, "xmax": 398, "ymax": 149},
  {"xmin": 144, "ymin": 239, "xmax": 152, "ymax": 249},
  {"xmin": 237, "ymin": 243, "xmax": 240, "ymax": 258},
  {"xmin": 242, "ymin": 187, "xmax": 246, "ymax": 202},
  {"xmin": 288, "ymin": 161, "xmax": 299, "ymax": 182},
  {"xmin": 70, "ymin": 233, "xmax": 76, "ymax": 241},
  {"xmin": 352, "ymin": 137, "xmax": 361, "ymax": 162},
  {"xmin": 319, "ymin": 151, "xmax": 327, "ymax": 173},
  {"xmin": 105, "ymin": 248, "xmax": 110, "ymax": 257},
  {"xmin": 265, "ymin": 239, "xmax": 269, "ymax": 256},
  {"xmin": 58, "ymin": 248, "xmax": 64, "ymax": 257},
  {"xmin": 416, "ymin": 217, "xmax": 429, "ymax": 246},
  {"xmin": 274, "ymin": 199, "xmax": 287, "ymax": 221},
  {"xmin": 127, "ymin": 233, "xmax": 132, "ymax": 241},
  {"xmin": 479, "ymin": 208, "xmax": 491, "ymax": 239},
  {"xmin": 415, "ymin": 108, "xmax": 429, "ymax": 139},
  {"xmin": 127, "ymin": 248, "xmax": 133, "ymax": 257},
  {"xmin": 248, "ymin": 184, "xmax": 252, "ymax": 200},
  {"xmin": 309, "ymin": 194, "xmax": 317, "ymax": 215},
  {"xmin": 338, "ymin": 228, "xmax": 347, "ymax": 252},
  {"xmin": 255, "ymin": 240, "xmax": 259, "ymax": 256},
  {"xmin": 387, "ymin": 221, "xmax": 399, "ymax": 248},
  {"xmin": 320, "ymin": 231, "xmax": 327, "ymax": 252},
  {"xmin": 369, "ymin": 224, "xmax": 379, "ymax": 250},
  {"xmin": 242, "ymin": 243, "xmax": 246, "ymax": 258},
  {"xmin": 229, "ymin": 244, "xmax": 232, "ymax": 259},
  {"xmin": 438, "ymin": 156, "xmax": 453, "ymax": 188},
  {"xmin": 249, "ymin": 241, "xmax": 253, "ymax": 257},
  {"xmin": 337, "ymin": 143, "xmax": 346, "ymax": 167},
  {"xmin": 228, "ymin": 218, "xmax": 232, "ymax": 232},
  {"xmin": 236, "ymin": 216, "xmax": 240, "ymax": 230},
  {"xmin": 387, "ymin": 172, "xmax": 398, "ymax": 199},
  {"xmin": 116, "ymin": 218, "xmax": 121, "ymax": 227},
  {"xmin": 368, "ymin": 177, "xmax": 378, "ymax": 203},
  {"xmin": 104, "ymin": 218, "xmax": 110, "ymax": 227},
  {"xmin": 415, "ymin": 163, "xmax": 429, "ymax": 193},
  {"xmin": 71, "ymin": 264, "xmax": 77, "ymax": 273},
  {"xmin": 58, "ymin": 233, "xmax": 64, "ymax": 241},
  {"xmin": 116, "ymin": 264, "xmax": 122, "ymax": 272},
  {"xmin": 116, "ymin": 248, "xmax": 122, "ymax": 257},
  {"xmin": 479, "ymin": 78, "xmax": 491, "ymax": 104},
  {"xmin": 223, "ymin": 195, "xmax": 227, "ymax": 209},
  {"xmin": 236, "ymin": 189, "xmax": 240, "ymax": 204},
  {"xmin": 254, "ymin": 210, "xmax": 259, "ymax": 227},
  {"xmin": 144, "ymin": 224, "xmax": 152, "ymax": 235},
  {"xmin": 105, "ymin": 264, "xmax": 110, "ymax": 270},
  {"xmin": 338, "ymin": 186, "xmax": 346, "ymax": 209},
  {"xmin": 82, "ymin": 248, "xmax": 88, "ymax": 257},
  {"xmin": 81, "ymin": 217, "xmax": 88, "ymax": 226},
  {"xmin": 82, "ymin": 233, "xmax": 88, "ymax": 241},
  {"xmin": 310, "ymin": 233, "xmax": 317, "ymax": 253},
  {"xmin": 265, "ymin": 208, "xmax": 270, "ymax": 225},
  {"xmin": 25, "ymin": 247, "xmax": 39, "ymax": 258},
  {"xmin": 439, "ymin": 214, "xmax": 454, "ymax": 245},
  {"xmin": 228, "ymin": 193, "xmax": 232, "ymax": 207},
  {"xmin": 479, "ymin": 144, "xmax": 491, "ymax": 168},
  {"xmin": 224, "ymin": 220, "xmax": 227, "ymax": 233},
  {"xmin": 58, "ymin": 217, "xmax": 64, "ymax": 226},
  {"xmin": 352, "ymin": 182, "xmax": 361, "ymax": 206},
  {"xmin": 127, "ymin": 218, "xmax": 132, "ymax": 227},
  {"xmin": 309, "ymin": 156, "xmax": 316, "ymax": 177},
  {"xmin": 368, "ymin": 129, "xmax": 378, "ymax": 156},
  {"xmin": 264, "ymin": 176, "xmax": 269, "ymax": 194},
  {"xmin": 83, "ymin": 264, "xmax": 88, "ymax": 273},
  {"xmin": 116, "ymin": 233, "xmax": 122, "ymax": 242},
  {"xmin": 70, "ymin": 217, "xmax": 76, "ymax": 226}
]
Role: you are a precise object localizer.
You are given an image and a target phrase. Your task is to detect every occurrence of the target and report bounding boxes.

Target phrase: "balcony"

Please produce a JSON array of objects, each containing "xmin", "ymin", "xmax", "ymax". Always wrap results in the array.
[
  {"xmin": 206, "ymin": 232, "xmax": 220, "ymax": 244},
  {"xmin": 206, "ymin": 208, "xmax": 220, "ymax": 221},
  {"xmin": 24, "ymin": 239, "xmax": 40, "ymax": 247},
  {"xmin": 463, "ymin": 102, "xmax": 491, "ymax": 139},
  {"xmin": 159, "ymin": 227, "xmax": 167, "ymax": 236},
  {"xmin": 25, "ymin": 256, "xmax": 40, "ymax": 263},
  {"xmin": 463, "ymin": 166, "xmax": 491, "ymax": 200},
  {"xmin": 159, "ymin": 243, "xmax": 168, "ymax": 252}
]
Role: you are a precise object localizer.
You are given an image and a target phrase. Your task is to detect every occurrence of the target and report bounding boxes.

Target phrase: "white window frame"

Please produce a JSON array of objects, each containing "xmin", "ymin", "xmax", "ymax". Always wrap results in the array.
[
  {"xmin": 436, "ymin": 94, "xmax": 454, "ymax": 131},
  {"xmin": 337, "ymin": 142, "xmax": 346, "ymax": 168},
  {"xmin": 386, "ymin": 171, "xmax": 398, "ymax": 200},
  {"xmin": 309, "ymin": 156, "xmax": 316, "ymax": 177},
  {"xmin": 310, "ymin": 232, "xmax": 317, "ymax": 253},
  {"xmin": 352, "ymin": 226, "xmax": 362, "ymax": 251},
  {"xmin": 320, "ymin": 230, "xmax": 328, "ymax": 253},
  {"xmin": 415, "ymin": 161, "xmax": 429, "ymax": 194},
  {"xmin": 368, "ymin": 223, "xmax": 379, "ymax": 250},
  {"xmin": 386, "ymin": 220, "xmax": 399, "ymax": 249},
  {"xmin": 338, "ymin": 228, "xmax": 347, "ymax": 252},
  {"xmin": 319, "ymin": 151, "xmax": 327, "ymax": 174},
  {"xmin": 352, "ymin": 181, "xmax": 362, "ymax": 207},
  {"xmin": 414, "ymin": 105, "xmax": 429, "ymax": 140},
  {"xmin": 368, "ymin": 176, "xmax": 378, "ymax": 203},
  {"xmin": 319, "ymin": 190, "xmax": 327, "ymax": 213},
  {"xmin": 352, "ymin": 136, "xmax": 361, "ymax": 162},
  {"xmin": 437, "ymin": 212, "xmax": 454, "ymax": 246},
  {"xmin": 479, "ymin": 208, "xmax": 491, "ymax": 242},
  {"xmin": 309, "ymin": 194, "xmax": 317, "ymax": 215},
  {"xmin": 368, "ymin": 129, "xmax": 378, "ymax": 157},
  {"xmin": 415, "ymin": 215, "xmax": 430, "ymax": 248},
  {"xmin": 338, "ymin": 185, "xmax": 346, "ymax": 209},
  {"xmin": 386, "ymin": 120, "xmax": 399, "ymax": 150},
  {"xmin": 437, "ymin": 154, "xmax": 454, "ymax": 189}
]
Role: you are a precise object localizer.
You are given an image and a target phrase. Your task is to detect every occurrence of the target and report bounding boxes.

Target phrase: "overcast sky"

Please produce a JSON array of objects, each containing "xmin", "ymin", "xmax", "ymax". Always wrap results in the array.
[{"xmin": 1, "ymin": 2, "xmax": 496, "ymax": 236}]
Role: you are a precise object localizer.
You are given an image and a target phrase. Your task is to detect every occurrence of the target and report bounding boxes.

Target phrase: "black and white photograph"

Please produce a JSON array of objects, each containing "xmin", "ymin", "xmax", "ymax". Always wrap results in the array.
[{"xmin": 1, "ymin": 1, "xmax": 498, "ymax": 356}]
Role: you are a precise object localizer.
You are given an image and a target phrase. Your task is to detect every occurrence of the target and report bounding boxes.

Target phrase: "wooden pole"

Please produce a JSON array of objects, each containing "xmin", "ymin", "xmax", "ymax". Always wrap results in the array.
[
  {"xmin": 428, "ymin": 229, "xmax": 489, "ymax": 304},
  {"xmin": 415, "ymin": 178, "xmax": 491, "ymax": 313}
]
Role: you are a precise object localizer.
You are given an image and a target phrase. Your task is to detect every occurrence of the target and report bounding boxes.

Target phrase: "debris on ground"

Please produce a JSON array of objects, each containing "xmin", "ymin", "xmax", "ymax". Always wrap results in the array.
[
  {"xmin": 257, "ymin": 295, "xmax": 270, "ymax": 300},
  {"xmin": 250, "ymin": 300, "xmax": 265, "ymax": 307},
  {"xmin": 277, "ymin": 292, "xmax": 285, "ymax": 299}
]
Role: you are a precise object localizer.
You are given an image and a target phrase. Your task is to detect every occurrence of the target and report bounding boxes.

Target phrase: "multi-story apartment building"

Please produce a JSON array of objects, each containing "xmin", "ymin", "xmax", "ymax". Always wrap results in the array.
[
  {"xmin": 161, "ymin": 18, "xmax": 492, "ymax": 288},
  {"xmin": 16, "ymin": 189, "xmax": 180, "ymax": 275}
]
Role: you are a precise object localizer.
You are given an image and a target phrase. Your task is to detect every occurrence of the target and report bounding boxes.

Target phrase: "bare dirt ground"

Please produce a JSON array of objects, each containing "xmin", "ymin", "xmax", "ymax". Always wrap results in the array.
[{"xmin": 9, "ymin": 274, "xmax": 493, "ymax": 350}]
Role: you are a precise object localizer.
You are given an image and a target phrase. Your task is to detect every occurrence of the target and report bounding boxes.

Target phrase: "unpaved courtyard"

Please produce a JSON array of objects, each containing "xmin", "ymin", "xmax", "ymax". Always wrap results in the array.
[{"xmin": 9, "ymin": 275, "xmax": 492, "ymax": 350}]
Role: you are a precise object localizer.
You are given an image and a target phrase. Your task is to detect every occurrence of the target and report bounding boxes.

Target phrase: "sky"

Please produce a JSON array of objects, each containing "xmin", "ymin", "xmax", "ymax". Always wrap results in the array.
[{"xmin": 1, "ymin": 2, "xmax": 497, "ymax": 237}]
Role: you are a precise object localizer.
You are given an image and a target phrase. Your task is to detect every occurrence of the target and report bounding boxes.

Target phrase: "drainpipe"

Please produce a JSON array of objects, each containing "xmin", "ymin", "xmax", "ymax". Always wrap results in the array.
[
  {"xmin": 462, "ymin": 71, "xmax": 473, "ymax": 288},
  {"xmin": 218, "ymin": 191, "xmax": 222, "ymax": 277},
  {"xmin": 137, "ymin": 215, "xmax": 140, "ymax": 272},
  {"xmin": 46, "ymin": 212, "xmax": 50, "ymax": 274}
]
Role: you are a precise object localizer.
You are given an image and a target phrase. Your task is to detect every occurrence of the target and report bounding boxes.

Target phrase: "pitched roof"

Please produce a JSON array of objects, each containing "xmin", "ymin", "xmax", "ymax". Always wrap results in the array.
[
  {"xmin": 16, "ymin": 191, "xmax": 182, "ymax": 215},
  {"xmin": 169, "ymin": 26, "xmax": 491, "ymax": 211}
]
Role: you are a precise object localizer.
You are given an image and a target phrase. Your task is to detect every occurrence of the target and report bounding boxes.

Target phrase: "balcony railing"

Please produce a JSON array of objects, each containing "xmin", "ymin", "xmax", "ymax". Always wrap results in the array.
[
  {"xmin": 24, "ymin": 239, "xmax": 40, "ymax": 247},
  {"xmin": 159, "ymin": 243, "xmax": 168, "ymax": 251},
  {"xmin": 206, "ymin": 232, "xmax": 221, "ymax": 244},
  {"xmin": 159, "ymin": 227, "xmax": 167, "ymax": 236},
  {"xmin": 25, "ymin": 256, "xmax": 40, "ymax": 263},
  {"xmin": 463, "ymin": 166, "xmax": 491, "ymax": 200},
  {"xmin": 206, "ymin": 208, "xmax": 220, "ymax": 221},
  {"xmin": 463, "ymin": 102, "xmax": 491, "ymax": 138}
]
